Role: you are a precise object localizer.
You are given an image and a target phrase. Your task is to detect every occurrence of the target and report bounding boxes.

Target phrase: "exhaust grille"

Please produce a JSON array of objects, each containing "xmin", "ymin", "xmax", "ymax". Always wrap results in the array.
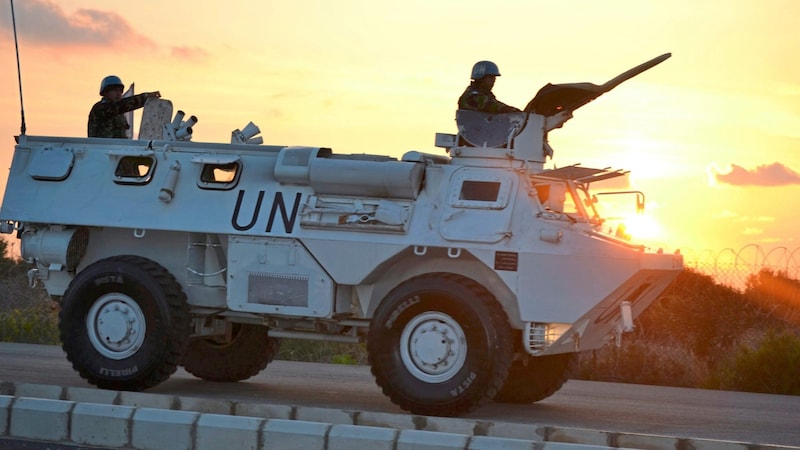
[{"xmin": 247, "ymin": 272, "xmax": 308, "ymax": 307}]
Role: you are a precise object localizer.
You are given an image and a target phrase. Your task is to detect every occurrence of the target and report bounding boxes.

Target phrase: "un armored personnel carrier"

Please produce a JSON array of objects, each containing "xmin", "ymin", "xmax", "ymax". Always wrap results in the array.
[{"xmin": 0, "ymin": 54, "xmax": 681, "ymax": 417}]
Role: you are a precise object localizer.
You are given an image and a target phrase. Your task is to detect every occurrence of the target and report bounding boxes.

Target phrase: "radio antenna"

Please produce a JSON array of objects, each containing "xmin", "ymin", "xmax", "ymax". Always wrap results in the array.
[{"xmin": 10, "ymin": 0, "xmax": 26, "ymax": 135}]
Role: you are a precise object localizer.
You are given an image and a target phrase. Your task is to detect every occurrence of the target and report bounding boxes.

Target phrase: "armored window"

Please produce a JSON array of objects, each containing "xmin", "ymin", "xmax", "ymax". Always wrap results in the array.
[
  {"xmin": 114, "ymin": 156, "xmax": 156, "ymax": 184},
  {"xmin": 459, "ymin": 181, "xmax": 500, "ymax": 202},
  {"xmin": 192, "ymin": 154, "xmax": 242, "ymax": 190},
  {"xmin": 535, "ymin": 182, "xmax": 578, "ymax": 215},
  {"xmin": 199, "ymin": 162, "xmax": 241, "ymax": 190},
  {"xmin": 447, "ymin": 169, "xmax": 513, "ymax": 210}
]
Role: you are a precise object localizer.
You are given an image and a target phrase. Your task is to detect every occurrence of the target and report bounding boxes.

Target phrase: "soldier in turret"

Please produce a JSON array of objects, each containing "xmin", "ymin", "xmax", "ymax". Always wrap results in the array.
[
  {"xmin": 458, "ymin": 61, "xmax": 521, "ymax": 114},
  {"xmin": 87, "ymin": 75, "xmax": 161, "ymax": 138}
]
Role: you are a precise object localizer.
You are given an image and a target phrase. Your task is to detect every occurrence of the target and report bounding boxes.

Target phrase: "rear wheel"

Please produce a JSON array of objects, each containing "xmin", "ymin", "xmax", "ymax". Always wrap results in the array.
[
  {"xmin": 59, "ymin": 255, "xmax": 190, "ymax": 391},
  {"xmin": 367, "ymin": 273, "xmax": 512, "ymax": 417},
  {"xmin": 493, "ymin": 352, "xmax": 577, "ymax": 403},
  {"xmin": 182, "ymin": 323, "xmax": 280, "ymax": 382}
]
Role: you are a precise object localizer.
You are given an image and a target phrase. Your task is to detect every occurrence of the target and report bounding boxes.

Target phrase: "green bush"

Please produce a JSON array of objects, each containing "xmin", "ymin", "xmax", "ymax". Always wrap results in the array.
[
  {"xmin": 0, "ymin": 302, "xmax": 60, "ymax": 344},
  {"xmin": 0, "ymin": 239, "xmax": 59, "ymax": 344},
  {"xmin": 710, "ymin": 329, "xmax": 800, "ymax": 395}
]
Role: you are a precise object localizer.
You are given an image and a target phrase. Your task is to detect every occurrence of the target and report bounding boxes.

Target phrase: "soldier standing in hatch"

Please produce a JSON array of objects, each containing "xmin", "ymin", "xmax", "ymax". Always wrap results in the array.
[
  {"xmin": 458, "ymin": 61, "xmax": 521, "ymax": 114},
  {"xmin": 88, "ymin": 75, "xmax": 161, "ymax": 138}
]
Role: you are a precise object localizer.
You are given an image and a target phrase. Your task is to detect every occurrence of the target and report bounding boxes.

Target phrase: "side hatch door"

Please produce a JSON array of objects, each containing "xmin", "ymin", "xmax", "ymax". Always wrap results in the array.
[{"xmin": 438, "ymin": 167, "xmax": 516, "ymax": 243}]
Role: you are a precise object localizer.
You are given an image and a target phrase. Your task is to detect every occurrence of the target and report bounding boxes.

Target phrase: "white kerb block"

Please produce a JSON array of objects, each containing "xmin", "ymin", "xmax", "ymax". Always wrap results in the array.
[
  {"xmin": 0, "ymin": 395, "xmax": 12, "ymax": 435},
  {"xmin": 548, "ymin": 427, "xmax": 610, "ymax": 446},
  {"xmin": 65, "ymin": 386, "xmax": 120, "ymax": 405},
  {"xmin": 262, "ymin": 419, "xmax": 330, "ymax": 450},
  {"xmin": 178, "ymin": 396, "xmax": 235, "ymax": 415},
  {"xmin": 196, "ymin": 413, "xmax": 264, "ymax": 450},
  {"xmin": 14, "ymin": 383, "xmax": 63, "ymax": 400},
  {"xmin": 328, "ymin": 424, "xmax": 397, "ymax": 450},
  {"xmin": 119, "ymin": 390, "xmax": 177, "ymax": 410},
  {"xmin": 132, "ymin": 407, "xmax": 199, "ymax": 450},
  {"xmin": 617, "ymin": 433, "xmax": 680, "ymax": 450},
  {"xmin": 688, "ymin": 438, "xmax": 752, "ymax": 450},
  {"xmin": 543, "ymin": 443, "xmax": 614, "ymax": 450},
  {"xmin": 295, "ymin": 405, "xmax": 355, "ymax": 425},
  {"xmin": 356, "ymin": 410, "xmax": 416, "ymax": 430},
  {"xmin": 235, "ymin": 401, "xmax": 293, "ymax": 419},
  {"xmin": 469, "ymin": 435, "xmax": 539, "ymax": 450},
  {"xmin": 71, "ymin": 402, "xmax": 135, "ymax": 448},
  {"xmin": 398, "ymin": 429, "xmax": 471, "ymax": 450},
  {"xmin": 10, "ymin": 397, "xmax": 74, "ymax": 441}
]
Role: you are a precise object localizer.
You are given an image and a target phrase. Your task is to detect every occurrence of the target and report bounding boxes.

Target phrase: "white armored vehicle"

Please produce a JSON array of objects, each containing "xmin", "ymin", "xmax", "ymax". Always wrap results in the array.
[{"xmin": 1, "ymin": 54, "xmax": 681, "ymax": 416}]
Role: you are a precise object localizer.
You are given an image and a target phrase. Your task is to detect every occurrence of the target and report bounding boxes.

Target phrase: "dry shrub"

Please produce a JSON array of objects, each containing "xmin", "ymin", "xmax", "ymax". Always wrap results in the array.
[
  {"xmin": 634, "ymin": 269, "xmax": 768, "ymax": 363},
  {"xmin": 578, "ymin": 337, "xmax": 710, "ymax": 387},
  {"xmin": 744, "ymin": 269, "xmax": 800, "ymax": 327}
]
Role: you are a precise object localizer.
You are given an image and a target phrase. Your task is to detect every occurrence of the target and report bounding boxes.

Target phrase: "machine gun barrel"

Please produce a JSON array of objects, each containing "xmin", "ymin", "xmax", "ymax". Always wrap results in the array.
[
  {"xmin": 524, "ymin": 53, "xmax": 672, "ymax": 115},
  {"xmin": 598, "ymin": 52, "xmax": 671, "ymax": 94}
]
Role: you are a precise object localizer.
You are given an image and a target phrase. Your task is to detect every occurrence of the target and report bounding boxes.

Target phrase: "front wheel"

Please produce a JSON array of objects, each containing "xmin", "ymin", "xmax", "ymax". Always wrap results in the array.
[
  {"xmin": 59, "ymin": 255, "xmax": 190, "ymax": 391},
  {"xmin": 367, "ymin": 273, "xmax": 512, "ymax": 417}
]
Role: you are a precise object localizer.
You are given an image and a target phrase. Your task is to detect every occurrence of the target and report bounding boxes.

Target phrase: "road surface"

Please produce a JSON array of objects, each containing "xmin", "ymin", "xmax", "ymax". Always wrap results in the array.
[{"xmin": 1, "ymin": 342, "xmax": 798, "ymax": 447}]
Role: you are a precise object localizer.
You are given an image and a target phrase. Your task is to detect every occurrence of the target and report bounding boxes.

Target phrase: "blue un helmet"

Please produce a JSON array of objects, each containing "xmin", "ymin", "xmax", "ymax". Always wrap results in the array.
[
  {"xmin": 470, "ymin": 61, "xmax": 501, "ymax": 80},
  {"xmin": 99, "ymin": 75, "xmax": 124, "ymax": 95}
]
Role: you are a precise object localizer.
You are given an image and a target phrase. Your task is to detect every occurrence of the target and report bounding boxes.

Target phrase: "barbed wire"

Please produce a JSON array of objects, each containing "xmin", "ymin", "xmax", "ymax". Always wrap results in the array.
[{"xmin": 682, "ymin": 245, "xmax": 800, "ymax": 290}]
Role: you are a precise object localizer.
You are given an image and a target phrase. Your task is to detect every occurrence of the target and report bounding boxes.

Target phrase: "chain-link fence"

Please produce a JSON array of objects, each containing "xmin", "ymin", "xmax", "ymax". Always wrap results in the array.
[{"xmin": 682, "ymin": 245, "xmax": 800, "ymax": 290}]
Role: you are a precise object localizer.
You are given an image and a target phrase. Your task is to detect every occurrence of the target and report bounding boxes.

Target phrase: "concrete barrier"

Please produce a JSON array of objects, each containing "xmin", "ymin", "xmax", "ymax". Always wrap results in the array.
[{"xmin": 1, "ymin": 381, "xmax": 798, "ymax": 450}]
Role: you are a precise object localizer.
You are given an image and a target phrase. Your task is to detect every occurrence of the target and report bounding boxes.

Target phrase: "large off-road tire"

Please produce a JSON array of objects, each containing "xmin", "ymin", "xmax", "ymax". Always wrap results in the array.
[
  {"xmin": 59, "ymin": 255, "xmax": 191, "ymax": 391},
  {"xmin": 493, "ymin": 352, "xmax": 577, "ymax": 403},
  {"xmin": 367, "ymin": 273, "xmax": 513, "ymax": 417},
  {"xmin": 182, "ymin": 324, "xmax": 280, "ymax": 382}
]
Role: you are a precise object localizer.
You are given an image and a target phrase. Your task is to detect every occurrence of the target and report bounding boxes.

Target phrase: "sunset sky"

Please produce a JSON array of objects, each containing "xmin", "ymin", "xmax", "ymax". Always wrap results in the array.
[{"xmin": 1, "ymin": 0, "xmax": 799, "ymax": 263}]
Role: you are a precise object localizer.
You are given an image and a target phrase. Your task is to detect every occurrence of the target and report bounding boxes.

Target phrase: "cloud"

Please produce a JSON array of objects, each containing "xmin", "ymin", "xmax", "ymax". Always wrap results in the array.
[
  {"xmin": 711, "ymin": 162, "xmax": 800, "ymax": 186},
  {"xmin": 712, "ymin": 210, "xmax": 775, "ymax": 225},
  {"xmin": 1, "ymin": 0, "xmax": 155, "ymax": 49},
  {"xmin": 170, "ymin": 46, "xmax": 210, "ymax": 63},
  {"xmin": 712, "ymin": 209, "xmax": 739, "ymax": 219}
]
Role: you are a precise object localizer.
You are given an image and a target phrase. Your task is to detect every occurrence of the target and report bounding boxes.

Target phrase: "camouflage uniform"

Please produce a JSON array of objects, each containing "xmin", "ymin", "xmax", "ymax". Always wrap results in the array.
[
  {"xmin": 458, "ymin": 81, "xmax": 520, "ymax": 114},
  {"xmin": 87, "ymin": 93, "xmax": 150, "ymax": 138}
]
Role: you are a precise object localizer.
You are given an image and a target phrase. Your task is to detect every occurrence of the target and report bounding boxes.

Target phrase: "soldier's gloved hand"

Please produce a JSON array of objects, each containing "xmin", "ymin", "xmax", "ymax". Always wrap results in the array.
[{"xmin": 147, "ymin": 91, "xmax": 161, "ymax": 99}]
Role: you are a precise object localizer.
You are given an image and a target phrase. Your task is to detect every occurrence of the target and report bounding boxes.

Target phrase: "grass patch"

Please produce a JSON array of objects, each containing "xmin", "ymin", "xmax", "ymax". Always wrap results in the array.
[{"xmin": 276, "ymin": 339, "xmax": 368, "ymax": 365}]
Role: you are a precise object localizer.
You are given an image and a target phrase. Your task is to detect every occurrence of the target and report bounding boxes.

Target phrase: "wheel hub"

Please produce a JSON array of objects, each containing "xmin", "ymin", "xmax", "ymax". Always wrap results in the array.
[
  {"xmin": 86, "ymin": 293, "xmax": 146, "ymax": 360},
  {"xmin": 400, "ymin": 311, "xmax": 467, "ymax": 382}
]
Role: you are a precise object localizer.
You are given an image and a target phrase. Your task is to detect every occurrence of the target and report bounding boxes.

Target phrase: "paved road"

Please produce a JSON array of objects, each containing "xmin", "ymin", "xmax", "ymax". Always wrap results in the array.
[
  {"xmin": 1, "ymin": 342, "xmax": 799, "ymax": 447},
  {"xmin": 0, "ymin": 438, "xmax": 100, "ymax": 449}
]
